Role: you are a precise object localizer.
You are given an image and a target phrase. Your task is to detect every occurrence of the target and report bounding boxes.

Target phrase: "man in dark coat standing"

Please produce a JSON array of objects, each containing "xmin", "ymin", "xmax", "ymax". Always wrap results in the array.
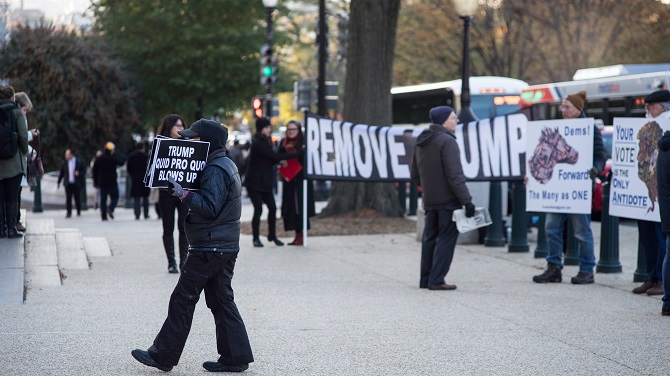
[
  {"xmin": 411, "ymin": 106, "xmax": 475, "ymax": 291},
  {"xmin": 126, "ymin": 143, "xmax": 151, "ymax": 220},
  {"xmin": 57, "ymin": 148, "xmax": 86, "ymax": 218},
  {"xmin": 92, "ymin": 142, "xmax": 124, "ymax": 221},
  {"xmin": 132, "ymin": 119, "xmax": 254, "ymax": 373}
]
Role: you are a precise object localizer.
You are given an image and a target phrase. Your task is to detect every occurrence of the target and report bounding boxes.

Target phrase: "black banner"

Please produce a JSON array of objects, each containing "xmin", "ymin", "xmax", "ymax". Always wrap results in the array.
[{"xmin": 146, "ymin": 138, "xmax": 210, "ymax": 190}]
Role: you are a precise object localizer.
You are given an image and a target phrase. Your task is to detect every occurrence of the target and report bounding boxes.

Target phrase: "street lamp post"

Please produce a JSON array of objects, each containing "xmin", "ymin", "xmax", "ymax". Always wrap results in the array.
[
  {"xmin": 262, "ymin": 0, "xmax": 278, "ymax": 117},
  {"xmin": 452, "ymin": 0, "xmax": 505, "ymax": 247},
  {"xmin": 452, "ymin": 0, "xmax": 478, "ymax": 124}
]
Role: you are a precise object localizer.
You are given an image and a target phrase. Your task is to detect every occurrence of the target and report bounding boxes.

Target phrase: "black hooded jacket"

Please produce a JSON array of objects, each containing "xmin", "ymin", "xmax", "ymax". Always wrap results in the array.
[
  {"xmin": 181, "ymin": 119, "xmax": 242, "ymax": 252},
  {"xmin": 410, "ymin": 124, "xmax": 472, "ymax": 209},
  {"xmin": 657, "ymin": 131, "xmax": 670, "ymax": 234}
]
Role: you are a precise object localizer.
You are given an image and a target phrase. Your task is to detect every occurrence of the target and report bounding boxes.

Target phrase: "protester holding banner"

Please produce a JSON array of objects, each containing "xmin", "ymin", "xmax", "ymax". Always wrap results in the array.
[
  {"xmin": 411, "ymin": 106, "xmax": 475, "ymax": 291},
  {"xmin": 632, "ymin": 89, "xmax": 670, "ymax": 295},
  {"xmin": 245, "ymin": 117, "xmax": 300, "ymax": 248},
  {"xmin": 156, "ymin": 114, "xmax": 189, "ymax": 273},
  {"xmin": 533, "ymin": 91, "xmax": 606, "ymax": 285},
  {"xmin": 132, "ymin": 119, "xmax": 254, "ymax": 373},
  {"xmin": 278, "ymin": 120, "xmax": 312, "ymax": 246}
]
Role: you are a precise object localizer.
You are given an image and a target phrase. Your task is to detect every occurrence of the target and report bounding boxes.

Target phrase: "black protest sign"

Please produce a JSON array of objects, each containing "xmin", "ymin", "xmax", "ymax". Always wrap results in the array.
[{"xmin": 147, "ymin": 138, "xmax": 210, "ymax": 190}]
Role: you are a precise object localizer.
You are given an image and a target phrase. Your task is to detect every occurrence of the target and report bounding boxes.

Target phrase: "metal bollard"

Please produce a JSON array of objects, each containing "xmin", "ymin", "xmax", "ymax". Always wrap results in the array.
[
  {"xmin": 409, "ymin": 182, "xmax": 418, "ymax": 216},
  {"xmin": 534, "ymin": 213, "xmax": 549, "ymax": 258},
  {"xmin": 32, "ymin": 175, "xmax": 43, "ymax": 213},
  {"xmin": 508, "ymin": 180, "xmax": 529, "ymax": 252},
  {"xmin": 485, "ymin": 181, "xmax": 506, "ymax": 247},
  {"xmin": 397, "ymin": 182, "xmax": 407, "ymax": 214},
  {"xmin": 596, "ymin": 172, "xmax": 622, "ymax": 273}
]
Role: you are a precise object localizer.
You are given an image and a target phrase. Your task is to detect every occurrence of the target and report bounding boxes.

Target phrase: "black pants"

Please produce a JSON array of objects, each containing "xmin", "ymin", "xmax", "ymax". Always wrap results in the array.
[
  {"xmin": 0, "ymin": 174, "xmax": 22, "ymax": 227},
  {"xmin": 148, "ymin": 251, "xmax": 254, "ymax": 367},
  {"xmin": 420, "ymin": 208, "xmax": 459, "ymax": 287},
  {"xmin": 638, "ymin": 220, "xmax": 666, "ymax": 283},
  {"xmin": 65, "ymin": 183, "xmax": 81, "ymax": 215},
  {"xmin": 247, "ymin": 189, "xmax": 276, "ymax": 240},
  {"xmin": 99, "ymin": 185, "xmax": 119, "ymax": 220},
  {"xmin": 133, "ymin": 195, "xmax": 149, "ymax": 219}
]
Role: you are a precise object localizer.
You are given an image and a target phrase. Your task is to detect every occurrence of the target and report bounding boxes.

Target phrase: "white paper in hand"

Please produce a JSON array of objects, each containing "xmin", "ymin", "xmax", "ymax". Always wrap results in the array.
[{"xmin": 452, "ymin": 207, "xmax": 493, "ymax": 234}]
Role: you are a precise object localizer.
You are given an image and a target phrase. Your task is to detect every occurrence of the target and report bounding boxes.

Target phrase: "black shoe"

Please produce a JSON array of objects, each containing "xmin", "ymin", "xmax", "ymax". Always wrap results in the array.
[
  {"xmin": 108, "ymin": 210, "xmax": 114, "ymax": 219},
  {"xmin": 0, "ymin": 226, "xmax": 7, "ymax": 238},
  {"xmin": 131, "ymin": 349, "xmax": 173, "ymax": 372},
  {"xmin": 7, "ymin": 227, "xmax": 23, "ymax": 238},
  {"xmin": 533, "ymin": 264, "xmax": 562, "ymax": 283},
  {"xmin": 268, "ymin": 237, "xmax": 284, "ymax": 246},
  {"xmin": 168, "ymin": 265, "xmax": 179, "ymax": 274},
  {"xmin": 571, "ymin": 271, "xmax": 594, "ymax": 284},
  {"xmin": 66, "ymin": 212, "xmax": 72, "ymax": 218},
  {"xmin": 253, "ymin": 239, "xmax": 264, "ymax": 247},
  {"xmin": 428, "ymin": 283, "xmax": 457, "ymax": 290},
  {"xmin": 16, "ymin": 223, "xmax": 26, "ymax": 232},
  {"xmin": 202, "ymin": 361, "xmax": 248, "ymax": 372}
]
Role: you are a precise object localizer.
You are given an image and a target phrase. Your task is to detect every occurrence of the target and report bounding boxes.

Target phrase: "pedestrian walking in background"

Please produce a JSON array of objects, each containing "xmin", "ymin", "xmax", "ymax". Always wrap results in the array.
[
  {"xmin": 411, "ymin": 106, "xmax": 475, "ymax": 291},
  {"xmin": 156, "ymin": 114, "xmax": 189, "ymax": 273},
  {"xmin": 0, "ymin": 85, "xmax": 28, "ymax": 238},
  {"xmin": 278, "ymin": 120, "xmax": 311, "ymax": 246},
  {"xmin": 132, "ymin": 119, "xmax": 254, "ymax": 373},
  {"xmin": 244, "ymin": 117, "xmax": 299, "ymax": 248},
  {"xmin": 92, "ymin": 142, "xmax": 124, "ymax": 221},
  {"xmin": 90, "ymin": 149, "xmax": 102, "ymax": 210},
  {"xmin": 633, "ymin": 89, "xmax": 670, "ymax": 296},
  {"xmin": 126, "ymin": 142, "xmax": 151, "ymax": 220},
  {"xmin": 227, "ymin": 139, "xmax": 247, "ymax": 180},
  {"xmin": 57, "ymin": 149, "xmax": 86, "ymax": 218},
  {"xmin": 533, "ymin": 91, "xmax": 606, "ymax": 285}
]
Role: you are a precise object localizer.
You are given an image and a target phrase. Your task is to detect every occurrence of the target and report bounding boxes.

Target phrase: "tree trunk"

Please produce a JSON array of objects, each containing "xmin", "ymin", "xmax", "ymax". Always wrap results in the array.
[{"xmin": 320, "ymin": 0, "xmax": 403, "ymax": 218}]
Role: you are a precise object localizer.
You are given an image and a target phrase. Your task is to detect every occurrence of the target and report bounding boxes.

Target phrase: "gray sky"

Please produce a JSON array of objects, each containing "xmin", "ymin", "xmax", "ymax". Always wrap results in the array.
[{"xmin": 9, "ymin": 0, "xmax": 91, "ymax": 20}]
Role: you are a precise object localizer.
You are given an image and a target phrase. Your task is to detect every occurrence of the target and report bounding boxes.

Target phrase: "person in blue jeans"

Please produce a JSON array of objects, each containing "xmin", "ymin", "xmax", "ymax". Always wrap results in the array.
[{"xmin": 532, "ymin": 91, "xmax": 607, "ymax": 285}]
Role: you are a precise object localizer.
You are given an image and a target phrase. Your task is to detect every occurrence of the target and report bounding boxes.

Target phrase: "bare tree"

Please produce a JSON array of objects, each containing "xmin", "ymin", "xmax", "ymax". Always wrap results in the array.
[{"xmin": 320, "ymin": 0, "xmax": 404, "ymax": 217}]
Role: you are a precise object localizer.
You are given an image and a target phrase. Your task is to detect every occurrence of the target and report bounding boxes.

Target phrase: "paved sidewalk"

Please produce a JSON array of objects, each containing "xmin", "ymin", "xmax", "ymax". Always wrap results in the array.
[{"xmin": 0, "ymin": 206, "xmax": 667, "ymax": 375}]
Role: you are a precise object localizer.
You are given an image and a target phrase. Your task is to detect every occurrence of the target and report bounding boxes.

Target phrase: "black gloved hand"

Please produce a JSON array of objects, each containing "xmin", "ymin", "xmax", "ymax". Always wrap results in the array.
[
  {"xmin": 465, "ymin": 203, "xmax": 476, "ymax": 218},
  {"xmin": 588, "ymin": 167, "xmax": 598, "ymax": 180},
  {"xmin": 167, "ymin": 176, "xmax": 186, "ymax": 199}
]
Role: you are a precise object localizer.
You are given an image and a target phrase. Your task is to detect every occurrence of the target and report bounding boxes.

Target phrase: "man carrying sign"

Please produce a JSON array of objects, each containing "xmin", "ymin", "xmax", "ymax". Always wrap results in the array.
[
  {"xmin": 533, "ymin": 91, "xmax": 607, "ymax": 285},
  {"xmin": 132, "ymin": 119, "xmax": 254, "ymax": 373}
]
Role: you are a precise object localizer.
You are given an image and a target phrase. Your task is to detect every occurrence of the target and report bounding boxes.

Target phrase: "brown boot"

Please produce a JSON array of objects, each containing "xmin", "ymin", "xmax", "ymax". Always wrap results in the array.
[
  {"xmin": 632, "ymin": 280, "xmax": 655, "ymax": 294},
  {"xmin": 646, "ymin": 282, "xmax": 663, "ymax": 296}
]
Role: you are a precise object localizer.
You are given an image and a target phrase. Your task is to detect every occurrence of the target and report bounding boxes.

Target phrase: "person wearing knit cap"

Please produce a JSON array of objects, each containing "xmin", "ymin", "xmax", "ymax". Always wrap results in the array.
[
  {"xmin": 411, "ymin": 106, "xmax": 474, "ymax": 291},
  {"xmin": 244, "ymin": 117, "xmax": 300, "ymax": 247},
  {"xmin": 533, "ymin": 91, "xmax": 607, "ymax": 285},
  {"xmin": 631, "ymin": 89, "xmax": 670, "ymax": 298}
]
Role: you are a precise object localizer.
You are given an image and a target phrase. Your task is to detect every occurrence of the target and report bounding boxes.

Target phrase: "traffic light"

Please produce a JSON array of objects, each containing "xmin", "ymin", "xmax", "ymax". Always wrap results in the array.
[
  {"xmin": 260, "ymin": 44, "xmax": 278, "ymax": 86},
  {"xmin": 252, "ymin": 96, "xmax": 264, "ymax": 119}
]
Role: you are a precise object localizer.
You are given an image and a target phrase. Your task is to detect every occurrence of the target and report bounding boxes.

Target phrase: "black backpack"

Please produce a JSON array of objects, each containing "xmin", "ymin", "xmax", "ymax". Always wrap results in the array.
[{"xmin": 0, "ymin": 102, "xmax": 19, "ymax": 159}]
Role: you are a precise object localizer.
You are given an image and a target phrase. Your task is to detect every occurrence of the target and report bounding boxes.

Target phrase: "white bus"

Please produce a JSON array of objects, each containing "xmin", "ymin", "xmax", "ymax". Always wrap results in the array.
[{"xmin": 519, "ymin": 64, "xmax": 670, "ymax": 124}]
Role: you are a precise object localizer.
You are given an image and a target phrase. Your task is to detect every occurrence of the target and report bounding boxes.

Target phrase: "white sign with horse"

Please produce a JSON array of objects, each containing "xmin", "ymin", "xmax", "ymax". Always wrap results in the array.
[
  {"xmin": 609, "ymin": 118, "xmax": 670, "ymax": 222},
  {"xmin": 526, "ymin": 118, "xmax": 595, "ymax": 214}
]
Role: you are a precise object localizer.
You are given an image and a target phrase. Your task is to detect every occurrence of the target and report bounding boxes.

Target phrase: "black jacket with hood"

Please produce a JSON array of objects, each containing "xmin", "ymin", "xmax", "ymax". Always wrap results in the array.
[
  {"xmin": 410, "ymin": 124, "xmax": 472, "ymax": 209},
  {"xmin": 181, "ymin": 119, "xmax": 242, "ymax": 252},
  {"xmin": 657, "ymin": 130, "xmax": 670, "ymax": 234}
]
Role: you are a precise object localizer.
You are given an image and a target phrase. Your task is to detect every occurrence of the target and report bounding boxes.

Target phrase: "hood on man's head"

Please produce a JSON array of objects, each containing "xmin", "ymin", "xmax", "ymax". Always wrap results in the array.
[
  {"xmin": 645, "ymin": 89, "xmax": 670, "ymax": 104},
  {"xmin": 179, "ymin": 119, "xmax": 228, "ymax": 151}
]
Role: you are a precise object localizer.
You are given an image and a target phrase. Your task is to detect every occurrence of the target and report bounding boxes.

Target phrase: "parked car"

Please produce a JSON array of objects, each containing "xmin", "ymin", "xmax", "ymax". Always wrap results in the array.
[{"xmin": 592, "ymin": 126, "xmax": 613, "ymax": 220}]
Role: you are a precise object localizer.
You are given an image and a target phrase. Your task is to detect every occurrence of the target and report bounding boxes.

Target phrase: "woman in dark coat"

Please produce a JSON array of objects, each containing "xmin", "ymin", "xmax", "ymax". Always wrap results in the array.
[
  {"xmin": 278, "ymin": 120, "xmax": 312, "ymax": 245},
  {"xmin": 244, "ymin": 117, "xmax": 299, "ymax": 247},
  {"xmin": 156, "ymin": 114, "xmax": 188, "ymax": 273}
]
